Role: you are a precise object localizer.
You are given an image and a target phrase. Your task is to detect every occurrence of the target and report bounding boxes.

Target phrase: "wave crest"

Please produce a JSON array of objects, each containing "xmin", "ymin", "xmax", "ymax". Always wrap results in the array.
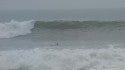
[
  {"xmin": 0, "ymin": 20, "xmax": 34, "ymax": 38},
  {"xmin": 1, "ymin": 20, "xmax": 125, "ymax": 38}
]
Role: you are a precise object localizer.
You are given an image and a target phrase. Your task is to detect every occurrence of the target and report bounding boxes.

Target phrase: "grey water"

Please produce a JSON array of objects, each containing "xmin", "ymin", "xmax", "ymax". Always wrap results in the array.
[
  {"xmin": 1, "ymin": 9, "xmax": 125, "ymax": 50},
  {"xmin": 1, "ymin": 9, "xmax": 125, "ymax": 70}
]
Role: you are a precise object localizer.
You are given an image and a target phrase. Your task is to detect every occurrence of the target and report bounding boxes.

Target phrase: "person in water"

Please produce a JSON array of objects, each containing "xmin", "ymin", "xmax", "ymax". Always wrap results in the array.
[{"xmin": 56, "ymin": 42, "xmax": 59, "ymax": 46}]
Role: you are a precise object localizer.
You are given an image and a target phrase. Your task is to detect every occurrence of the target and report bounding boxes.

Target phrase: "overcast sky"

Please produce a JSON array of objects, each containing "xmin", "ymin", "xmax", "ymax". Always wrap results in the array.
[{"xmin": 0, "ymin": 0, "xmax": 125, "ymax": 10}]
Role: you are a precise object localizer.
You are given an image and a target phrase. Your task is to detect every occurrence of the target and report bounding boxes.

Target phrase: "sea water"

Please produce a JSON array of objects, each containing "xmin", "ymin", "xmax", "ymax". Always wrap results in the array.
[{"xmin": 1, "ymin": 9, "xmax": 125, "ymax": 70}]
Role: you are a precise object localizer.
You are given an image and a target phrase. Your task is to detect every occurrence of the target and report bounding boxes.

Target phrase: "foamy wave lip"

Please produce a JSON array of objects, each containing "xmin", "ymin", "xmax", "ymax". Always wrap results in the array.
[
  {"xmin": 0, "ymin": 20, "xmax": 34, "ymax": 38},
  {"xmin": 0, "ymin": 48, "xmax": 125, "ymax": 70}
]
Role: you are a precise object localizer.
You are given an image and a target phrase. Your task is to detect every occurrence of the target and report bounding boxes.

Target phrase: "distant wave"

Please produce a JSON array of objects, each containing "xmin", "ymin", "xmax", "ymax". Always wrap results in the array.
[{"xmin": 0, "ymin": 47, "xmax": 125, "ymax": 70}]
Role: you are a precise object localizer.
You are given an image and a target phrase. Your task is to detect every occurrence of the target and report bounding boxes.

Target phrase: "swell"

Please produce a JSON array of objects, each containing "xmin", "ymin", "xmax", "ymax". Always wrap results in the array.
[
  {"xmin": 1, "ymin": 20, "xmax": 125, "ymax": 38},
  {"xmin": 33, "ymin": 21, "xmax": 125, "ymax": 30}
]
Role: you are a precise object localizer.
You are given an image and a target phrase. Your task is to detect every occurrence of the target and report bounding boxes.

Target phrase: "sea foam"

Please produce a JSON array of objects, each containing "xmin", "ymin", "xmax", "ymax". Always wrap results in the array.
[
  {"xmin": 0, "ymin": 20, "xmax": 34, "ymax": 38},
  {"xmin": 0, "ymin": 48, "xmax": 125, "ymax": 70}
]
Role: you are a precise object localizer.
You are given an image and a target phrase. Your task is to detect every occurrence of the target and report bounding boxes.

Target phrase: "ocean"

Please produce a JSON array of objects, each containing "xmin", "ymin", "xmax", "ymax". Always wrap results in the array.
[{"xmin": 1, "ymin": 9, "xmax": 125, "ymax": 70}]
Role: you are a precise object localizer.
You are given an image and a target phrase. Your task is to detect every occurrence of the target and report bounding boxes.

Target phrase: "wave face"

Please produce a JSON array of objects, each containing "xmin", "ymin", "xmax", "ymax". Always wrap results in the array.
[
  {"xmin": 1, "ymin": 20, "xmax": 125, "ymax": 39},
  {"xmin": 0, "ymin": 48, "xmax": 125, "ymax": 70},
  {"xmin": 0, "ymin": 20, "xmax": 34, "ymax": 38},
  {"xmin": 33, "ymin": 21, "xmax": 125, "ymax": 30}
]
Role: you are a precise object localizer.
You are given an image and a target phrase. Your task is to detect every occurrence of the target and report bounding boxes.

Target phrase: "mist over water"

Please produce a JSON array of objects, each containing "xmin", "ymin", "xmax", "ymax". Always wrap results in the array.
[{"xmin": 1, "ymin": 9, "xmax": 125, "ymax": 70}]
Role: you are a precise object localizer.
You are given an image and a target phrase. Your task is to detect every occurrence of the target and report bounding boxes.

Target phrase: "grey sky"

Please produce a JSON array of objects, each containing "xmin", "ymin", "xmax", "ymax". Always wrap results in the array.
[{"xmin": 0, "ymin": 0, "xmax": 125, "ymax": 10}]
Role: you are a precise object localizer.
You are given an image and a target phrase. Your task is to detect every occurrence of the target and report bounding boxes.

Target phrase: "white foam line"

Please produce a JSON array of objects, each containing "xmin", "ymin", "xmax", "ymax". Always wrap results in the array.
[
  {"xmin": 0, "ymin": 48, "xmax": 125, "ymax": 70},
  {"xmin": 0, "ymin": 20, "xmax": 34, "ymax": 38}
]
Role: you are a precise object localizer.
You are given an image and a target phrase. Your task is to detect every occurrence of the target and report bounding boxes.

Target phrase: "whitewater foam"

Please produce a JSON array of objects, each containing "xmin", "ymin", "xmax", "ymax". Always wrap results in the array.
[
  {"xmin": 0, "ymin": 48, "xmax": 125, "ymax": 70},
  {"xmin": 0, "ymin": 20, "xmax": 34, "ymax": 38}
]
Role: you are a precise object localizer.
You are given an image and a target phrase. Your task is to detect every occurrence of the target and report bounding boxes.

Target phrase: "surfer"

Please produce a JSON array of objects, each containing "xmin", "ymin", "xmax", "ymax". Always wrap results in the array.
[{"xmin": 56, "ymin": 42, "xmax": 59, "ymax": 46}]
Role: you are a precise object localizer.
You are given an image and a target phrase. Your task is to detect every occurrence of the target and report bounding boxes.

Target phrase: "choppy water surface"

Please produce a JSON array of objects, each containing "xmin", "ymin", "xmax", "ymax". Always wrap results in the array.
[
  {"xmin": 0, "ymin": 20, "xmax": 125, "ymax": 70},
  {"xmin": 1, "ymin": 9, "xmax": 125, "ymax": 70}
]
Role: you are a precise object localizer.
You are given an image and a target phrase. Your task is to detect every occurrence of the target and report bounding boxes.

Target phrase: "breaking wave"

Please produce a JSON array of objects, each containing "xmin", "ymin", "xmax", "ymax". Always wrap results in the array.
[
  {"xmin": 0, "ymin": 47, "xmax": 125, "ymax": 70},
  {"xmin": 0, "ymin": 20, "xmax": 34, "ymax": 38},
  {"xmin": 1, "ymin": 20, "xmax": 125, "ymax": 38}
]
